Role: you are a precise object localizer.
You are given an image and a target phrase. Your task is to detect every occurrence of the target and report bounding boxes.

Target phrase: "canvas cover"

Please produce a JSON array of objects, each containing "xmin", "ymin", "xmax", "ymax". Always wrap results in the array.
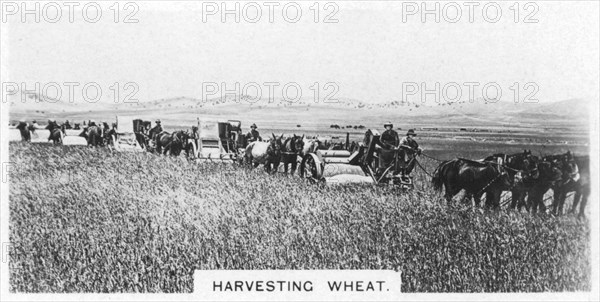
[{"xmin": 115, "ymin": 116, "xmax": 143, "ymax": 152}]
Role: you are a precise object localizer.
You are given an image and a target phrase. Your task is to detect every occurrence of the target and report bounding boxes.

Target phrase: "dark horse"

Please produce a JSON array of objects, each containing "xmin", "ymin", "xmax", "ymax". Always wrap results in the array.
[
  {"xmin": 545, "ymin": 152, "xmax": 587, "ymax": 217},
  {"xmin": 281, "ymin": 134, "xmax": 304, "ymax": 175},
  {"xmin": 155, "ymin": 130, "xmax": 189, "ymax": 155},
  {"xmin": 86, "ymin": 125, "xmax": 104, "ymax": 147},
  {"xmin": 46, "ymin": 123, "xmax": 65, "ymax": 144},
  {"xmin": 568, "ymin": 155, "xmax": 590, "ymax": 218},
  {"xmin": 432, "ymin": 158, "xmax": 512, "ymax": 207},
  {"xmin": 432, "ymin": 151, "xmax": 534, "ymax": 208},
  {"xmin": 483, "ymin": 150, "xmax": 539, "ymax": 210},
  {"xmin": 521, "ymin": 158, "xmax": 564, "ymax": 214},
  {"xmin": 245, "ymin": 134, "xmax": 284, "ymax": 173}
]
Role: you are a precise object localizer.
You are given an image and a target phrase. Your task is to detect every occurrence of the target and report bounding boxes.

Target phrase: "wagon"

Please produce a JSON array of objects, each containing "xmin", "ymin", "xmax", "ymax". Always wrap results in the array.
[
  {"xmin": 299, "ymin": 129, "xmax": 416, "ymax": 189},
  {"xmin": 186, "ymin": 118, "xmax": 244, "ymax": 162},
  {"xmin": 112, "ymin": 116, "xmax": 144, "ymax": 152}
]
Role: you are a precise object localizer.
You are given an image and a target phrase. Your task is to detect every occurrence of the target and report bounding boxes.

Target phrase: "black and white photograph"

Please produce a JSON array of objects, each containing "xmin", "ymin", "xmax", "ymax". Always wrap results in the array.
[{"xmin": 0, "ymin": 1, "xmax": 598, "ymax": 300}]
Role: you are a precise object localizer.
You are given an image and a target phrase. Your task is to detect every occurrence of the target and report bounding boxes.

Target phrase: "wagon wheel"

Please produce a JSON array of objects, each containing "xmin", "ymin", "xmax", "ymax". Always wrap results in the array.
[{"xmin": 300, "ymin": 153, "xmax": 323, "ymax": 182}]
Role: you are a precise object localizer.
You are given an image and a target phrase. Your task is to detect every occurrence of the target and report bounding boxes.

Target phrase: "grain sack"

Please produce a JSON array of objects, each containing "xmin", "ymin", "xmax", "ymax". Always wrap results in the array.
[
  {"xmin": 325, "ymin": 174, "xmax": 374, "ymax": 185},
  {"xmin": 322, "ymin": 164, "xmax": 365, "ymax": 178}
]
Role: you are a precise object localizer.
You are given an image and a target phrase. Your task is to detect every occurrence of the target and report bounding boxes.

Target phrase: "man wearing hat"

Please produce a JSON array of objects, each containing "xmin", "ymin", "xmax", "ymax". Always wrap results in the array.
[
  {"xmin": 149, "ymin": 119, "xmax": 163, "ymax": 141},
  {"xmin": 245, "ymin": 123, "xmax": 262, "ymax": 143},
  {"xmin": 378, "ymin": 122, "xmax": 399, "ymax": 176},
  {"xmin": 16, "ymin": 119, "xmax": 31, "ymax": 142},
  {"xmin": 399, "ymin": 129, "xmax": 422, "ymax": 179},
  {"xmin": 29, "ymin": 120, "xmax": 42, "ymax": 139}
]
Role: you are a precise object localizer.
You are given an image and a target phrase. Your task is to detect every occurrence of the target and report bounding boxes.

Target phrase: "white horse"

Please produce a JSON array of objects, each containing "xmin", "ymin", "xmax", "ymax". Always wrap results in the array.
[{"xmin": 244, "ymin": 133, "xmax": 284, "ymax": 173}]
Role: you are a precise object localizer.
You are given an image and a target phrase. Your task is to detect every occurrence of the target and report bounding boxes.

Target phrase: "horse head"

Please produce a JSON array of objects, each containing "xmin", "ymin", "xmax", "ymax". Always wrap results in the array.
[
  {"xmin": 294, "ymin": 134, "xmax": 305, "ymax": 154},
  {"xmin": 269, "ymin": 133, "xmax": 284, "ymax": 157},
  {"xmin": 542, "ymin": 159, "xmax": 564, "ymax": 183},
  {"xmin": 560, "ymin": 151, "xmax": 579, "ymax": 184}
]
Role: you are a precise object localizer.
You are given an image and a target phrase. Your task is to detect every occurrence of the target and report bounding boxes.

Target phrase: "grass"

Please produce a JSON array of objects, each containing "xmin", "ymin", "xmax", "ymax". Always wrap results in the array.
[{"xmin": 9, "ymin": 142, "xmax": 591, "ymax": 292}]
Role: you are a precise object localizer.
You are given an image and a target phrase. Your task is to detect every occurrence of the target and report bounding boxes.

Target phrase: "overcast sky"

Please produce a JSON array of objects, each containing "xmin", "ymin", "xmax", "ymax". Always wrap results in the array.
[{"xmin": 2, "ymin": 1, "xmax": 599, "ymax": 105}]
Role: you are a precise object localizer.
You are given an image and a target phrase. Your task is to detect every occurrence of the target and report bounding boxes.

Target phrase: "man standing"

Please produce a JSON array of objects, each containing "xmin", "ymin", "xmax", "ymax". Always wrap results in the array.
[
  {"xmin": 29, "ymin": 120, "xmax": 42, "ymax": 139},
  {"xmin": 245, "ymin": 123, "xmax": 262, "ymax": 143},
  {"xmin": 378, "ymin": 122, "xmax": 399, "ymax": 176}
]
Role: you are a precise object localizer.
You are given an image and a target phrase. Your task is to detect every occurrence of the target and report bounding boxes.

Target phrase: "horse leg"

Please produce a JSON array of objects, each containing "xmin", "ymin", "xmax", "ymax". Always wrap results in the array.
[
  {"xmin": 475, "ymin": 191, "xmax": 486, "ymax": 208},
  {"xmin": 443, "ymin": 182, "xmax": 458, "ymax": 204},
  {"xmin": 552, "ymin": 189, "xmax": 562, "ymax": 215},
  {"xmin": 270, "ymin": 160, "xmax": 279, "ymax": 174},
  {"xmin": 578, "ymin": 189, "xmax": 589, "ymax": 219},
  {"xmin": 529, "ymin": 194, "xmax": 538, "ymax": 214},
  {"xmin": 570, "ymin": 190, "xmax": 581, "ymax": 214},
  {"xmin": 556, "ymin": 191, "xmax": 566, "ymax": 216},
  {"xmin": 463, "ymin": 191, "xmax": 474, "ymax": 206},
  {"xmin": 291, "ymin": 160, "xmax": 297, "ymax": 175},
  {"xmin": 517, "ymin": 193, "xmax": 527, "ymax": 212},
  {"xmin": 510, "ymin": 193, "xmax": 516, "ymax": 210}
]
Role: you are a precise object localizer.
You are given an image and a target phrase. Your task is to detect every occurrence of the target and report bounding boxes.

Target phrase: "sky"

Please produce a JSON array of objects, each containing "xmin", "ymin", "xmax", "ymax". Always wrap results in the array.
[{"xmin": 2, "ymin": 1, "xmax": 599, "ymax": 105}]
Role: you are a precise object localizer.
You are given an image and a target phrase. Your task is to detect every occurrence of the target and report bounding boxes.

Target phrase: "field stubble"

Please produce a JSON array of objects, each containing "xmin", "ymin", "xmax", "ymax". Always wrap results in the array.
[{"xmin": 8, "ymin": 143, "xmax": 590, "ymax": 293}]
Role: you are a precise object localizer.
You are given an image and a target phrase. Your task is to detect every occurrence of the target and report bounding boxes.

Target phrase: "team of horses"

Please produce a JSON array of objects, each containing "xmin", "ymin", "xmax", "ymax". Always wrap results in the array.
[
  {"xmin": 432, "ymin": 150, "xmax": 590, "ymax": 218},
  {"xmin": 37, "ymin": 122, "xmax": 590, "ymax": 218}
]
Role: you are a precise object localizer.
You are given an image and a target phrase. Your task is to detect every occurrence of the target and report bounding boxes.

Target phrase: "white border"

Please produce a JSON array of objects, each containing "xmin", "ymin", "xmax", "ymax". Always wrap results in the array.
[{"xmin": 0, "ymin": 1, "xmax": 598, "ymax": 301}]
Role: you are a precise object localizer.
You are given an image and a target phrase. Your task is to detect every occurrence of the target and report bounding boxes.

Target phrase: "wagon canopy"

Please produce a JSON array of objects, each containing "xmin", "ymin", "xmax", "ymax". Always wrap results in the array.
[{"xmin": 114, "ymin": 116, "xmax": 143, "ymax": 152}]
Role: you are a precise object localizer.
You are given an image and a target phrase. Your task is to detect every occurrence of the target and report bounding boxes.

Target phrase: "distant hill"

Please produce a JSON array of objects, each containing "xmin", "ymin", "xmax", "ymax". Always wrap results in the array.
[{"xmin": 7, "ymin": 86, "xmax": 591, "ymax": 129}]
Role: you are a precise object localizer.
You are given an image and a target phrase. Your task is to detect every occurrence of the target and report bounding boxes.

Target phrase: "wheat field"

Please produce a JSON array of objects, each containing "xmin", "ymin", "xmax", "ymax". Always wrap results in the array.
[{"xmin": 8, "ymin": 143, "xmax": 590, "ymax": 293}]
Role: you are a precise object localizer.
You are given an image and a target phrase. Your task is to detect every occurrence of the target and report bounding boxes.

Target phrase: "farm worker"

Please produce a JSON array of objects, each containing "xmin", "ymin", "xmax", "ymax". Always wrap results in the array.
[
  {"xmin": 246, "ymin": 123, "xmax": 262, "ymax": 143},
  {"xmin": 149, "ymin": 120, "xmax": 163, "ymax": 140},
  {"xmin": 16, "ymin": 119, "xmax": 31, "ymax": 142},
  {"xmin": 399, "ymin": 129, "xmax": 422, "ymax": 178},
  {"xmin": 378, "ymin": 122, "xmax": 399, "ymax": 176},
  {"xmin": 64, "ymin": 120, "xmax": 72, "ymax": 129},
  {"xmin": 29, "ymin": 120, "xmax": 42, "ymax": 138}
]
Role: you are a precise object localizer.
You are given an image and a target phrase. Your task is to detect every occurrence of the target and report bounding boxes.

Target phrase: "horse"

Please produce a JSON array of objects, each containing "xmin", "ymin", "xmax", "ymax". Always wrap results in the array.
[
  {"xmin": 281, "ymin": 134, "xmax": 304, "ymax": 175},
  {"xmin": 155, "ymin": 130, "xmax": 189, "ymax": 156},
  {"xmin": 47, "ymin": 124, "xmax": 65, "ymax": 145},
  {"xmin": 522, "ymin": 158, "xmax": 564, "ymax": 214},
  {"xmin": 482, "ymin": 150, "xmax": 539, "ymax": 209},
  {"xmin": 432, "ymin": 157, "xmax": 513, "ymax": 208},
  {"xmin": 86, "ymin": 125, "xmax": 104, "ymax": 147},
  {"xmin": 545, "ymin": 152, "xmax": 586, "ymax": 217},
  {"xmin": 568, "ymin": 155, "xmax": 590, "ymax": 218},
  {"xmin": 245, "ymin": 133, "xmax": 284, "ymax": 173}
]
